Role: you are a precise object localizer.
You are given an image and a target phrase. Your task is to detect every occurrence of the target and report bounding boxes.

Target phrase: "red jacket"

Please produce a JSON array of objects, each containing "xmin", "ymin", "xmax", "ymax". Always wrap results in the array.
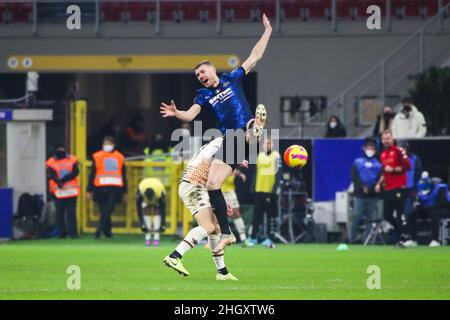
[{"xmin": 380, "ymin": 145, "xmax": 411, "ymax": 191}]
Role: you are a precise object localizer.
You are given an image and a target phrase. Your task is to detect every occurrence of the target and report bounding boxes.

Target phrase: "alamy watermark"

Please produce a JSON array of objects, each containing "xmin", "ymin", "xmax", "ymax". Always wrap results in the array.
[
  {"xmin": 366, "ymin": 265, "xmax": 381, "ymax": 290},
  {"xmin": 170, "ymin": 121, "xmax": 280, "ymax": 175},
  {"xmin": 66, "ymin": 265, "xmax": 81, "ymax": 290}
]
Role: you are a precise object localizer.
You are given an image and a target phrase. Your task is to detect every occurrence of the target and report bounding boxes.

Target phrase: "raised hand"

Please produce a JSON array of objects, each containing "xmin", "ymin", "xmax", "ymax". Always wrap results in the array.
[
  {"xmin": 160, "ymin": 100, "xmax": 178, "ymax": 118},
  {"xmin": 262, "ymin": 13, "xmax": 272, "ymax": 31}
]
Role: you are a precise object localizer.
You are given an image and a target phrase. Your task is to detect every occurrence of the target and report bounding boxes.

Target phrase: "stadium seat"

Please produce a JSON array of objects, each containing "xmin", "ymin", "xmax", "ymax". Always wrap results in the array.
[
  {"xmin": 0, "ymin": 3, "xmax": 6, "ymax": 23},
  {"xmin": 356, "ymin": 0, "xmax": 386, "ymax": 19},
  {"xmin": 102, "ymin": 2, "xmax": 127, "ymax": 22},
  {"xmin": 180, "ymin": 1, "xmax": 215, "ymax": 22},
  {"xmin": 423, "ymin": 0, "xmax": 438, "ymax": 17},
  {"xmin": 160, "ymin": 1, "xmax": 179, "ymax": 21},
  {"xmin": 392, "ymin": 0, "xmax": 422, "ymax": 18},
  {"xmin": 281, "ymin": 0, "xmax": 301, "ymax": 20},
  {"xmin": 257, "ymin": 0, "xmax": 277, "ymax": 20},
  {"xmin": 128, "ymin": 2, "xmax": 156, "ymax": 22},
  {"xmin": 336, "ymin": 0, "xmax": 353, "ymax": 19},
  {"xmin": 303, "ymin": 0, "xmax": 329, "ymax": 20},
  {"xmin": 221, "ymin": 1, "xmax": 248, "ymax": 22}
]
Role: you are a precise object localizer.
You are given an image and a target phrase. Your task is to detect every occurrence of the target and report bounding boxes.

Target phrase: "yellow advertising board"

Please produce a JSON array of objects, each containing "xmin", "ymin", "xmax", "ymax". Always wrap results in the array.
[{"xmin": 6, "ymin": 54, "xmax": 240, "ymax": 71}]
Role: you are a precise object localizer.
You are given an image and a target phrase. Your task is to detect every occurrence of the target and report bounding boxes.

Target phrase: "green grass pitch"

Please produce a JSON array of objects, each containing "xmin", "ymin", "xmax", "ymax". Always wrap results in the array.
[{"xmin": 1, "ymin": 235, "xmax": 449, "ymax": 300}]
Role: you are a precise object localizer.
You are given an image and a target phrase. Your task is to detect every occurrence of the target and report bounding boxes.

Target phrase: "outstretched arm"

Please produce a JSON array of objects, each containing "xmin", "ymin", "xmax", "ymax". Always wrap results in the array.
[
  {"xmin": 241, "ymin": 13, "xmax": 272, "ymax": 74},
  {"xmin": 160, "ymin": 100, "xmax": 201, "ymax": 122}
]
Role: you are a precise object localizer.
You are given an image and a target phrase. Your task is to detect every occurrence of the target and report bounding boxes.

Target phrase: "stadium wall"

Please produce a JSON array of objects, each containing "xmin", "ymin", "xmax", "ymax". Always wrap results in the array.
[{"xmin": 0, "ymin": 20, "xmax": 431, "ymax": 134}]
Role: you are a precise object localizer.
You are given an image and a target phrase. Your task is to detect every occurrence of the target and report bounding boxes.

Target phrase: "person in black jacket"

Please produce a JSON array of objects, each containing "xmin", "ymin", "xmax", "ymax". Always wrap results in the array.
[
  {"xmin": 373, "ymin": 106, "xmax": 395, "ymax": 137},
  {"xmin": 325, "ymin": 115, "xmax": 347, "ymax": 138}
]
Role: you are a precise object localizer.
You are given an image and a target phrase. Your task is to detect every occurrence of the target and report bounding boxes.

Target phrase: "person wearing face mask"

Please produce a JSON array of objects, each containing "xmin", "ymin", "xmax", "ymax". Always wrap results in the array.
[
  {"xmin": 46, "ymin": 143, "xmax": 80, "ymax": 239},
  {"xmin": 392, "ymin": 97, "xmax": 427, "ymax": 139},
  {"xmin": 373, "ymin": 106, "xmax": 395, "ymax": 137},
  {"xmin": 349, "ymin": 138, "xmax": 382, "ymax": 243},
  {"xmin": 401, "ymin": 172, "xmax": 450, "ymax": 247},
  {"xmin": 87, "ymin": 136, "xmax": 127, "ymax": 239},
  {"xmin": 325, "ymin": 115, "xmax": 347, "ymax": 138}
]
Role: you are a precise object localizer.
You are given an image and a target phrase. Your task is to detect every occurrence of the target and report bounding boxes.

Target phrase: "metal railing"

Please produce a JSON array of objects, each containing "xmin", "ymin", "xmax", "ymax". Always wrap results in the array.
[
  {"xmin": 2, "ymin": 0, "xmax": 447, "ymax": 36},
  {"xmin": 287, "ymin": 1, "xmax": 450, "ymax": 138}
]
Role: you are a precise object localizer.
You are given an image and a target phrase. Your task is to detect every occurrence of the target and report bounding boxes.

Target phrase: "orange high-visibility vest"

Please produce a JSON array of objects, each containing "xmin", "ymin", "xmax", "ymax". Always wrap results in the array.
[
  {"xmin": 46, "ymin": 155, "xmax": 80, "ymax": 199},
  {"xmin": 93, "ymin": 150, "xmax": 125, "ymax": 187}
]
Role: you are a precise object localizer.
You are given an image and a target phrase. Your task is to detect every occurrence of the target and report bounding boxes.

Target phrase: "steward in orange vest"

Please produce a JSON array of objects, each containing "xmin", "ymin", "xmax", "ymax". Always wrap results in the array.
[
  {"xmin": 46, "ymin": 143, "xmax": 80, "ymax": 239},
  {"xmin": 87, "ymin": 136, "xmax": 127, "ymax": 239}
]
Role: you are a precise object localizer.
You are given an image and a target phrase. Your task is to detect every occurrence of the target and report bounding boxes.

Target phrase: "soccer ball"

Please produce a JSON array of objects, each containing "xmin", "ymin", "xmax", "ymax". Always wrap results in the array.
[{"xmin": 283, "ymin": 145, "xmax": 308, "ymax": 168}]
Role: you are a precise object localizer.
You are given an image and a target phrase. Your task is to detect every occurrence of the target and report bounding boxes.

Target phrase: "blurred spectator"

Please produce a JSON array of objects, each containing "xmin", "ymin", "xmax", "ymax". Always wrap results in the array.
[
  {"xmin": 179, "ymin": 122, "xmax": 191, "ymax": 137},
  {"xmin": 87, "ymin": 136, "xmax": 127, "ymax": 239},
  {"xmin": 375, "ymin": 130, "xmax": 411, "ymax": 241},
  {"xmin": 249, "ymin": 138, "xmax": 281, "ymax": 248},
  {"xmin": 120, "ymin": 114, "xmax": 147, "ymax": 157},
  {"xmin": 373, "ymin": 106, "xmax": 395, "ymax": 137},
  {"xmin": 46, "ymin": 143, "xmax": 80, "ymax": 239},
  {"xmin": 392, "ymin": 97, "xmax": 427, "ymax": 139},
  {"xmin": 398, "ymin": 141, "xmax": 423, "ymax": 218},
  {"xmin": 402, "ymin": 173, "xmax": 450, "ymax": 247},
  {"xmin": 349, "ymin": 138, "xmax": 382, "ymax": 244},
  {"xmin": 143, "ymin": 133, "xmax": 172, "ymax": 184},
  {"xmin": 325, "ymin": 115, "xmax": 347, "ymax": 138}
]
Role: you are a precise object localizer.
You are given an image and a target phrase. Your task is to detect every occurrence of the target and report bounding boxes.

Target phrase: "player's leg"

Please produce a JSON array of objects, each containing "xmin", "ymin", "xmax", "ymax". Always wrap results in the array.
[
  {"xmin": 206, "ymin": 159, "xmax": 238, "ymax": 254},
  {"xmin": 164, "ymin": 207, "xmax": 214, "ymax": 276},
  {"xmin": 223, "ymin": 190, "xmax": 249, "ymax": 244},
  {"xmin": 143, "ymin": 208, "xmax": 152, "ymax": 246},
  {"xmin": 232, "ymin": 208, "xmax": 247, "ymax": 242},
  {"xmin": 206, "ymin": 214, "xmax": 238, "ymax": 280},
  {"xmin": 206, "ymin": 159, "xmax": 234, "ymax": 234},
  {"xmin": 152, "ymin": 212, "xmax": 161, "ymax": 246},
  {"xmin": 163, "ymin": 182, "xmax": 214, "ymax": 276}
]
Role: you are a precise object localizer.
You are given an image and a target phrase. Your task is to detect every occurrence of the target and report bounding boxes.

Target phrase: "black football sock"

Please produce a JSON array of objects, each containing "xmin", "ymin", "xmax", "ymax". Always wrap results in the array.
[
  {"xmin": 218, "ymin": 267, "xmax": 229, "ymax": 275},
  {"xmin": 208, "ymin": 189, "xmax": 231, "ymax": 235},
  {"xmin": 169, "ymin": 250, "xmax": 182, "ymax": 259}
]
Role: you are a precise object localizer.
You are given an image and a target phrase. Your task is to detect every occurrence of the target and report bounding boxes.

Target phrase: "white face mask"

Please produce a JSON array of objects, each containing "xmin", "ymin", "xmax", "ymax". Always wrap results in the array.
[
  {"xmin": 365, "ymin": 150, "xmax": 376, "ymax": 158},
  {"xmin": 103, "ymin": 144, "xmax": 114, "ymax": 152},
  {"xmin": 329, "ymin": 121, "xmax": 338, "ymax": 129}
]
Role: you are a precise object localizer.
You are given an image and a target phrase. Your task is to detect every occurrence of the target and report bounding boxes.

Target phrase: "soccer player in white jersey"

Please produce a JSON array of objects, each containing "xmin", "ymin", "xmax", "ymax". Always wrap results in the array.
[{"xmin": 163, "ymin": 137, "xmax": 245, "ymax": 280}]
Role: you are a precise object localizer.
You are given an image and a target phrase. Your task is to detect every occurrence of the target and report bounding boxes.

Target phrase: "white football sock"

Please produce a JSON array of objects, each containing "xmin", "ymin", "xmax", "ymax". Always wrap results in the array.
[
  {"xmin": 144, "ymin": 216, "xmax": 151, "ymax": 241},
  {"xmin": 175, "ymin": 226, "xmax": 208, "ymax": 256},
  {"xmin": 208, "ymin": 234, "xmax": 226, "ymax": 270},
  {"xmin": 233, "ymin": 217, "xmax": 247, "ymax": 241},
  {"xmin": 153, "ymin": 215, "xmax": 161, "ymax": 241}
]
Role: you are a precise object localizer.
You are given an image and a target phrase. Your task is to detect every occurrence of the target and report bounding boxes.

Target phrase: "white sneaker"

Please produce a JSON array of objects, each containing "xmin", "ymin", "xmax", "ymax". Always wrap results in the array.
[
  {"xmin": 429, "ymin": 240, "xmax": 441, "ymax": 247},
  {"xmin": 216, "ymin": 273, "xmax": 239, "ymax": 281},
  {"xmin": 403, "ymin": 240, "xmax": 418, "ymax": 247}
]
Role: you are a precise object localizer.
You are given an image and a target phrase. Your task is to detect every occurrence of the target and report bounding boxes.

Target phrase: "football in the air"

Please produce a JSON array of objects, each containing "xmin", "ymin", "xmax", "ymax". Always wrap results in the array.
[{"xmin": 283, "ymin": 145, "xmax": 308, "ymax": 168}]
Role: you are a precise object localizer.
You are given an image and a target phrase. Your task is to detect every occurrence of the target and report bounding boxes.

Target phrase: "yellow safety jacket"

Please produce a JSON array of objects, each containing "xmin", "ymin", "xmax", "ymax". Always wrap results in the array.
[{"xmin": 255, "ymin": 151, "xmax": 280, "ymax": 193}]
